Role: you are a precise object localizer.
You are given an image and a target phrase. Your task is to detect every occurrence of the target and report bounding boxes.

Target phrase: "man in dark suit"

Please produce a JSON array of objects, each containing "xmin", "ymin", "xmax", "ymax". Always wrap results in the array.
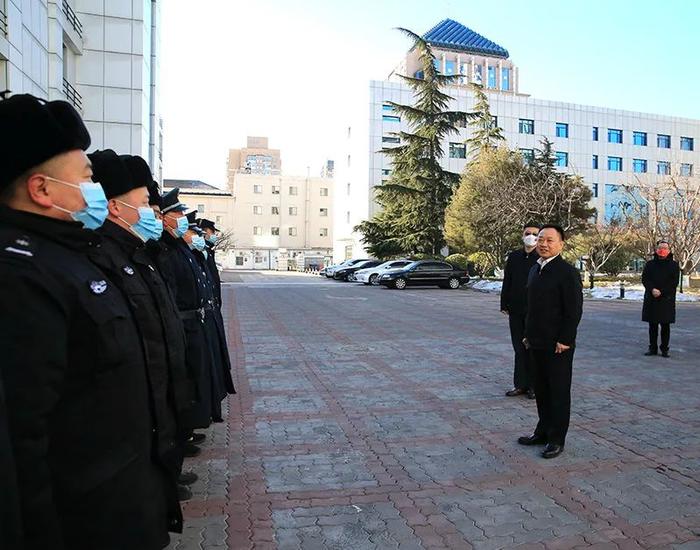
[
  {"xmin": 501, "ymin": 223, "xmax": 540, "ymax": 399},
  {"xmin": 518, "ymin": 224, "xmax": 583, "ymax": 459}
]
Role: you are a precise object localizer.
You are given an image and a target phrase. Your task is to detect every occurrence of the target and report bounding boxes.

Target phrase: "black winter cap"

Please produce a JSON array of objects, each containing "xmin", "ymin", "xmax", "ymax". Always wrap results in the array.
[
  {"xmin": 0, "ymin": 94, "xmax": 91, "ymax": 188},
  {"xmin": 88, "ymin": 149, "xmax": 135, "ymax": 199}
]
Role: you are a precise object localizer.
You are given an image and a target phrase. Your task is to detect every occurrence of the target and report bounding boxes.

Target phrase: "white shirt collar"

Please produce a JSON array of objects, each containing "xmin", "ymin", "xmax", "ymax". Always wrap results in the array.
[{"xmin": 537, "ymin": 254, "xmax": 559, "ymax": 269}]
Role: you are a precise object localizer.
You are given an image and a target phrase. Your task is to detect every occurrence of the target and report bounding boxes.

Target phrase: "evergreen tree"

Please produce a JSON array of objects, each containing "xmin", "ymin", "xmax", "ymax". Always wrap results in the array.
[
  {"xmin": 465, "ymin": 83, "xmax": 505, "ymax": 158},
  {"xmin": 355, "ymin": 28, "xmax": 475, "ymax": 257}
]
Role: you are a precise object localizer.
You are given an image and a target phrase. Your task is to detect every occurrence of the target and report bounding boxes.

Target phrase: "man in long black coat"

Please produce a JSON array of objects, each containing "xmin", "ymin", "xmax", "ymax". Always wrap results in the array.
[
  {"xmin": 519, "ymin": 224, "xmax": 583, "ymax": 459},
  {"xmin": 0, "ymin": 377, "xmax": 22, "ymax": 549},
  {"xmin": 642, "ymin": 240, "xmax": 680, "ymax": 358},
  {"xmin": 0, "ymin": 94, "xmax": 171, "ymax": 549},
  {"xmin": 501, "ymin": 223, "xmax": 540, "ymax": 399}
]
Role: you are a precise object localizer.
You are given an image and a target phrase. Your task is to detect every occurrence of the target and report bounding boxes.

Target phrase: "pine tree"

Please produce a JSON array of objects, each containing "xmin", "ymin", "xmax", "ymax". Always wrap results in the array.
[{"xmin": 465, "ymin": 83, "xmax": 505, "ymax": 158}]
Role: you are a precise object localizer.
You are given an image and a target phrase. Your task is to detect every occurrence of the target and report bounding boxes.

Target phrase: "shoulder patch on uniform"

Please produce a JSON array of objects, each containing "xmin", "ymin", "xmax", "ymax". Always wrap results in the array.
[
  {"xmin": 123, "ymin": 265, "xmax": 135, "ymax": 276},
  {"xmin": 89, "ymin": 280, "xmax": 108, "ymax": 294}
]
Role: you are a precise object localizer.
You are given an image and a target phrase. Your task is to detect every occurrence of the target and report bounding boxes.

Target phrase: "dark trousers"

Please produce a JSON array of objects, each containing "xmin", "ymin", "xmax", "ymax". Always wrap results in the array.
[
  {"xmin": 508, "ymin": 313, "xmax": 531, "ymax": 389},
  {"xmin": 530, "ymin": 347, "xmax": 574, "ymax": 446},
  {"xmin": 648, "ymin": 323, "xmax": 670, "ymax": 352}
]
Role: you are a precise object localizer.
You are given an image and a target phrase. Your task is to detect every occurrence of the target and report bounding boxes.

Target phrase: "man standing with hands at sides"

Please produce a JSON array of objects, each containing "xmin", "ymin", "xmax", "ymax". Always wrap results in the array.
[
  {"xmin": 501, "ymin": 224, "xmax": 540, "ymax": 400},
  {"xmin": 642, "ymin": 240, "xmax": 680, "ymax": 358},
  {"xmin": 518, "ymin": 224, "xmax": 583, "ymax": 459}
]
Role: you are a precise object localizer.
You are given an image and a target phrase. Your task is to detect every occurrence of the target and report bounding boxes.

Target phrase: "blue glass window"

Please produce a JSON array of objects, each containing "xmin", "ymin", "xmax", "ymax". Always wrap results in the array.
[
  {"xmin": 657, "ymin": 134, "xmax": 671, "ymax": 148},
  {"xmin": 681, "ymin": 136, "xmax": 694, "ymax": 151},
  {"xmin": 491, "ymin": 116, "xmax": 498, "ymax": 129},
  {"xmin": 608, "ymin": 129, "xmax": 623, "ymax": 143},
  {"xmin": 382, "ymin": 104, "xmax": 394, "ymax": 112},
  {"xmin": 381, "ymin": 169, "xmax": 391, "ymax": 175},
  {"xmin": 519, "ymin": 148, "xmax": 534, "ymax": 163},
  {"xmin": 555, "ymin": 123, "xmax": 569, "ymax": 138},
  {"xmin": 487, "ymin": 66, "xmax": 496, "ymax": 88},
  {"xmin": 519, "ymin": 119, "xmax": 534, "ymax": 134},
  {"xmin": 591, "ymin": 183, "xmax": 599, "ymax": 198},
  {"xmin": 433, "ymin": 59, "xmax": 441, "ymax": 73},
  {"xmin": 444, "ymin": 60, "xmax": 455, "ymax": 75},
  {"xmin": 555, "ymin": 152, "xmax": 568, "ymax": 167},
  {"xmin": 633, "ymin": 131, "xmax": 647, "ymax": 146},
  {"xmin": 607, "ymin": 156, "xmax": 623, "ymax": 171},
  {"xmin": 592, "ymin": 155, "xmax": 599, "ymax": 169},
  {"xmin": 474, "ymin": 65, "xmax": 483, "ymax": 85},
  {"xmin": 657, "ymin": 161, "xmax": 671, "ymax": 175},
  {"xmin": 501, "ymin": 67, "xmax": 510, "ymax": 90},
  {"xmin": 449, "ymin": 142, "xmax": 466, "ymax": 159},
  {"xmin": 632, "ymin": 159, "xmax": 647, "ymax": 173},
  {"xmin": 414, "ymin": 70, "xmax": 424, "ymax": 79},
  {"xmin": 680, "ymin": 163, "xmax": 693, "ymax": 176},
  {"xmin": 382, "ymin": 115, "xmax": 400, "ymax": 123},
  {"xmin": 592, "ymin": 127, "xmax": 599, "ymax": 141},
  {"xmin": 382, "ymin": 136, "xmax": 400, "ymax": 144}
]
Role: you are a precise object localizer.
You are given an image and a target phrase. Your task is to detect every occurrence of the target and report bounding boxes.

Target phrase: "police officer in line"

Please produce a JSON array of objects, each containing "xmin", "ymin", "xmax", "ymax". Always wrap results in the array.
[
  {"xmin": 88, "ymin": 150, "xmax": 198, "ymax": 505},
  {"xmin": 158, "ymin": 189, "xmax": 216, "ymax": 431},
  {"xmin": 185, "ymin": 214, "xmax": 233, "ymax": 421},
  {"xmin": 0, "ymin": 94, "xmax": 173, "ymax": 549}
]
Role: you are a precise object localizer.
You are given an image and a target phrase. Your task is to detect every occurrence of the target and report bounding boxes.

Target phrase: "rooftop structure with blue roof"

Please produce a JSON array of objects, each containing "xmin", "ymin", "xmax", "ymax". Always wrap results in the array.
[{"xmin": 423, "ymin": 19, "xmax": 509, "ymax": 59}]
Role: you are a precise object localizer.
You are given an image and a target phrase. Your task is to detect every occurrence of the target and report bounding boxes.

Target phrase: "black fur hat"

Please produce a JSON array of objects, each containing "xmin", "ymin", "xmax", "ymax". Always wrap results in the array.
[{"xmin": 88, "ymin": 149, "xmax": 134, "ymax": 199}]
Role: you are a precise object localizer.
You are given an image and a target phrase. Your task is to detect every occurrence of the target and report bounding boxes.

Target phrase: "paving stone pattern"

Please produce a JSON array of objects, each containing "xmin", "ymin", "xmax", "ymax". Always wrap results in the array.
[{"xmin": 167, "ymin": 278, "xmax": 700, "ymax": 549}]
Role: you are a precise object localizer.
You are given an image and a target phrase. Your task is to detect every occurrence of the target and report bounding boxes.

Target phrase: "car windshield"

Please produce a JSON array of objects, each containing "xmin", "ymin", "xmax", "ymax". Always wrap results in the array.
[{"xmin": 352, "ymin": 260, "xmax": 372, "ymax": 269}]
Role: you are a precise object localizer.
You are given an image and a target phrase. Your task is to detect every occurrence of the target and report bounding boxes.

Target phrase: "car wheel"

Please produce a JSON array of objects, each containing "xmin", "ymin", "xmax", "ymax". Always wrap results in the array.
[
  {"xmin": 393, "ymin": 277, "xmax": 407, "ymax": 290},
  {"xmin": 448, "ymin": 277, "xmax": 461, "ymax": 289},
  {"xmin": 369, "ymin": 274, "xmax": 378, "ymax": 285}
]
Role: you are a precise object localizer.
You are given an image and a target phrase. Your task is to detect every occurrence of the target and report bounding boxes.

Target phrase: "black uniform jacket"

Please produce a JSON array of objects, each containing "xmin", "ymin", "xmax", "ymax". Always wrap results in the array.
[
  {"xmin": 501, "ymin": 248, "xmax": 540, "ymax": 315},
  {"xmin": 0, "ymin": 206, "xmax": 169, "ymax": 550},
  {"xmin": 642, "ymin": 254, "xmax": 680, "ymax": 324},
  {"xmin": 524, "ymin": 255, "xmax": 583, "ymax": 350}
]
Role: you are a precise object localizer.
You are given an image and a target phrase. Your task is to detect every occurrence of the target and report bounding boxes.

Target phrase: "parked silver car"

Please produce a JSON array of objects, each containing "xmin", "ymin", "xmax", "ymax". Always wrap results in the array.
[{"xmin": 353, "ymin": 259, "xmax": 414, "ymax": 285}]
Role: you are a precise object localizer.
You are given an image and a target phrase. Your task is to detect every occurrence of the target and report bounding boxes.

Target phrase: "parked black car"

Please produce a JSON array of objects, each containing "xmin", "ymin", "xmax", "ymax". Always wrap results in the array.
[
  {"xmin": 378, "ymin": 260, "xmax": 470, "ymax": 289},
  {"xmin": 325, "ymin": 258, "xmax": 370, "ymax": 278},
  {"xmin": 334, "ymin": 259, "xmax": 382, "ymax": 281}
]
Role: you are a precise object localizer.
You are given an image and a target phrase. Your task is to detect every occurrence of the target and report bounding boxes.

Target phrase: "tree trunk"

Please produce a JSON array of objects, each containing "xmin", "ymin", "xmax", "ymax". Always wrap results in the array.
[
  {"xmin": 679, "ymin": 271, "xmax": 684, "ymax": 294},
  {"xmin": 589, "ymin": 271, "xmax": 595, "ymax": 289}
]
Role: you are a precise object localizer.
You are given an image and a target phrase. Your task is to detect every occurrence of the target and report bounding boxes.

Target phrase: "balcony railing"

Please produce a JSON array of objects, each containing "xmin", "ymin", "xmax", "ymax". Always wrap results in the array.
[
  {"xmin": 62, "ymin": 78, "xmax": 82, "ymax": 111},
  {"xmin": 62, "ymin": 1, "xmax": 83, "ymax": 38},
  {"xmin": 1, "ymin": 1, "xmax": 8, "ymax": 38}
]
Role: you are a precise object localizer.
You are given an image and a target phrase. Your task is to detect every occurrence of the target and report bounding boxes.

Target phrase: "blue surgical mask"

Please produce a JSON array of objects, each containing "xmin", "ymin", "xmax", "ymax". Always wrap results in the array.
[
  {"xmin": 167, "ymin": 215, "xmax": 189, "ymax": 237},
  {"xmin": 48, "ymin": 177, "xmax": 108, "ymax": 230},
  {"xmin": 153, "ymin": 218, "xmax": 163, "ymax": 240},
  {"xmin": 117, "ymin": 201, "xmax": 160, "ymax": 242},
  {"xmin": 206, "ymin": 234, "xmax": 218, "ymax": 245},
  {"xmin": 192, "ymin": 235, "xmax": 206, "ymax": 251},
  {"xmin": 202, "ymin": 248, "xmax": 209, "ymax": 260}
]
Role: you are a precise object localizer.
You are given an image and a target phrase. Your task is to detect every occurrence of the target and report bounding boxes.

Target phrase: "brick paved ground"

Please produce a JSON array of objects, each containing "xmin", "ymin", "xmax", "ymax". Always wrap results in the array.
[{"xmin": 167, "ymin": 273, "xmax": 700, "ymax": 550}]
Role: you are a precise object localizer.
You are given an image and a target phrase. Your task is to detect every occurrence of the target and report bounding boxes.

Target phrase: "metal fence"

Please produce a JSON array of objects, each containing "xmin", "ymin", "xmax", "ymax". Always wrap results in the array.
[
  {"xmin": 62, "ymin": 0, "xmax": 83, "ymax": 38},
  {"xmin": 63, "ymin": 78, "xmax": 82, "ymax": 111},
  {"xmin": 0, "ymin": 1, "xmax": 8, "ymax": 38}
]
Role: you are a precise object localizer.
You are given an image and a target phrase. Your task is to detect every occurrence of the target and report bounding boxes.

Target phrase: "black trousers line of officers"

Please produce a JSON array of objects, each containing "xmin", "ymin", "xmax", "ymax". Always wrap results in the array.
[{"xmin": 0, "ymin": 94, "xmax": 234, "ymax": 550}]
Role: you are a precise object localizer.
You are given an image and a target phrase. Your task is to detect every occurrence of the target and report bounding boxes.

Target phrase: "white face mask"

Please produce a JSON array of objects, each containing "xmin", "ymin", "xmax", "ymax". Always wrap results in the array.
[{"xmin": 523, "ymin": 234, "xmax": 538, "ymax": 247}]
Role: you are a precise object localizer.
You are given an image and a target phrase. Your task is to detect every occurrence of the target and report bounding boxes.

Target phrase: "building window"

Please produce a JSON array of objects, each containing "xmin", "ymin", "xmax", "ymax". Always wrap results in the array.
[
  {"xmin": 253, "ymin": 205, "xmax": 263, "ymax": 215},
  {"xmin": 288, "ymin": 207, "xmax": 298, "ymax": 216},
  {"xmin": 608, "ymin": 156, "xmax": 623, "ymax": 171},
  {"xmin": 346, "ymin": 211, "xmax": 350, "ymax": 223},
  {"xmin": 555, "ymin": 123, "xmax": 569, "ymax": 138},
  {"xmin": 320, "ymin": 187, "xmax": 328, "ymax": 196},
  {"xmin": 382, "ymin": 104, "xmax": 394, "ymax": 112},
  {"xmin": 271, "ymin": 206, "xmax": 279, "ymax": 215},
  {"xmin": 681, "ymin": 136, "xmax": 694, "ymax": 151},
  {"xmin": 319, "ymin": 208, "xmax": 328, "ymax": 217},
  {"xmin": 555, "ymin": 151, "xmax": 568, "ymax": 167},
  {"xmin": 319, "ymin": 228, "xmax": 328, "ymax": 237},
  {"xmin": 519, "ymin": 119, "xmax": 534, "ymax": 134},
  {"xmin": 271, "ymin": 227, "xmax": 279, "ymax": 236},
  {"xmin": 253, "ymin": 226, "xmax": 262, "ymax": 235},
  {"xmin": 288, "ymin": 227, "xmax": 297, "ymax": 236},
  {"xmin": 253, "ymin": 184, "xmax": 263, "ymax": 194},
  {"xmin": 519, "ymin": 148, "xmax": 534, "ymax": 163},
  {"xmin": 632, "ymin": 159, "xmax": 647, "ymax": 173},
  {"xmin": 657, "ymin": 134, "xmax": 671, "ymax": 148},
  {"xmin": 487, "ymin": 65, "xmax": 496, "ymax": 88},
  {"xmin": 383, "ymin": 115, "xmax": 400, "ymax": 123},
  {"xmin": 657, "ymin": 161, "xmax": 671, "ymax": 175},
  {"xmin": 473, "ymin": 64, "xmax": 483, "ymax": 85},
  {"xmin": 289, "ymin": 186, "xmax": 298, "ymax": 195},
  {"xmin": 382, "ymin": 136, "xmax": 400, "ymax": 144},
  {"xmin": 235, "ymin": 256, "xmax": 244, "ymax": 266},
  {"xmin": 272, "ymin": 185, "xmax": 280, "ymax": 194},
  {"xmin": 501, "ymin": 67, "xmax": 510, "ymax": 90},
  {"xmin": 444, "ymin": 60, "xmax": 455, "ymax": 75},
  {"xmin": 346, "ymin": 182, "xmax": 351, "ymax": 195},
  {"xmin": 680, "ymin": 163, "xmax": 693, "ymax": 176},
  {"xmin": 591, "ymin": 183, "xmax": 599, "ymax": 198},
  {"xmin": 608, "ymin": 129, "xmax": 623, "ymax": 143},
  {"xmin": 633, "ymin": 131, "xmax": 647, "ymax": 146},
  {"xmin": 196, "ymin": 204, "xmax": 205, "ymax": 213},
  {"xmin": 215, "ymin": 216, "xmax": 223, "ymax": 225},
  {"xmin": 592, "ymin": 155, "xmax": 599, "ymax": 169},
  {"xmin": 449, "ymin": 142, "xmax": 466, "ymax": 159},
  {"xmin": 491, "ymin": 115, "xmax": 498, "ymax": 129},
  {"xmin": 381, "ymin": 169, "xmax": 391, "ymax": 175},
  {"xmin": 592, "ymin": 127, "xmax": 599, "ymax": 141}
]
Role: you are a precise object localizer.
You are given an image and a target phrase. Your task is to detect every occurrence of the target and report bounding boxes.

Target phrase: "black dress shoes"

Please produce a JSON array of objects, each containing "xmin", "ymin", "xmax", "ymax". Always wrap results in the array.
[
  {"xmin": 661, "ymin": 350, "xmax": 670, "ymax": 358},
  {"xmin": 189, "ymin": 432, "xmax": 206, "ymax": 444},
  {"xmin": 178, "ymin": 471, "xmax": 198, "ymax": 485},
  {"xmin": 177, "ymin": 484, "xmax": 192, "ymax": 501},
  {"xmin": 542, "ymin": 443, "xmax": 564, "ymax": 459},
  {"xmin": 506, "ymin": 388, "xmax": 527, "ymax": 397},
  {"xmin": 517, "ymin": 434, "xmax": 547, "ymax": 446},
  {"xmin": 644, "ymin": 349, "xmax": 658, "ymax": 356},
  {"xmin": 183, "ymin": 442, "xmax": 201, "ymax": 457}
]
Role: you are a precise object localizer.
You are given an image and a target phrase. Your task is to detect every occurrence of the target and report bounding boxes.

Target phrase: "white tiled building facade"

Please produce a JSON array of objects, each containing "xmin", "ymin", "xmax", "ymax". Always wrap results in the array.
[
  {"xmin": 333, "ymin": 19, "xmax": 700, "ymax": 262},
  {"xmin": 0, "ymin": 0, "xmax": 163, "ymax": 181}
]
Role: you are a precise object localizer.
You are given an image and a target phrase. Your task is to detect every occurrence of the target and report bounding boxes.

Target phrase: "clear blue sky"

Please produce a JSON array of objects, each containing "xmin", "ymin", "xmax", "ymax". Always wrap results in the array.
[{"xmin": 160, "ymin": 0, "xmax": 699, "ymax": 185}]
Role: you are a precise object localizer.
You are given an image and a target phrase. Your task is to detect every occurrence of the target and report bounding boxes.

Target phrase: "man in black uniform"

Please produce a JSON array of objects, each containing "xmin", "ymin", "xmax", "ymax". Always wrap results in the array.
[
  {"xmin": 501, "ymin": 224, "xmax": 540, "ymax": 399},
  {"xmin": 89, "ymin": 150, "xmax": 195, "ymax": 507},
  {"xmin": 0, "ymin": 377, "xmax": 22, "ymax": 550},
  {"xmin": 518, "ymin": 224, "xmax": 583, "ymax": 459},
  {"xmin": 0, "ymin": 94, "xmax": 171, "ymax": 549}
]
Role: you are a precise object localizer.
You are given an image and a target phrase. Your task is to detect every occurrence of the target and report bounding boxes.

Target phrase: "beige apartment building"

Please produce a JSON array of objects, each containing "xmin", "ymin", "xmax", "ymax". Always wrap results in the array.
[
  {"xmin": 164, "ymin": 173, "xmax": 334, "ymax": 270},
  {"xmin": 227, "ymin": 136, "xmax": 281, "ymax": 175}
]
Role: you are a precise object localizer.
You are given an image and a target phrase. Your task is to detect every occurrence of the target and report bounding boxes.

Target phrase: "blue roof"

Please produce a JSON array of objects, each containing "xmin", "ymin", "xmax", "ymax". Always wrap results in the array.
[{"xmin": 423, "ymin": 19, "xmax": 509, "ymax": 59}]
